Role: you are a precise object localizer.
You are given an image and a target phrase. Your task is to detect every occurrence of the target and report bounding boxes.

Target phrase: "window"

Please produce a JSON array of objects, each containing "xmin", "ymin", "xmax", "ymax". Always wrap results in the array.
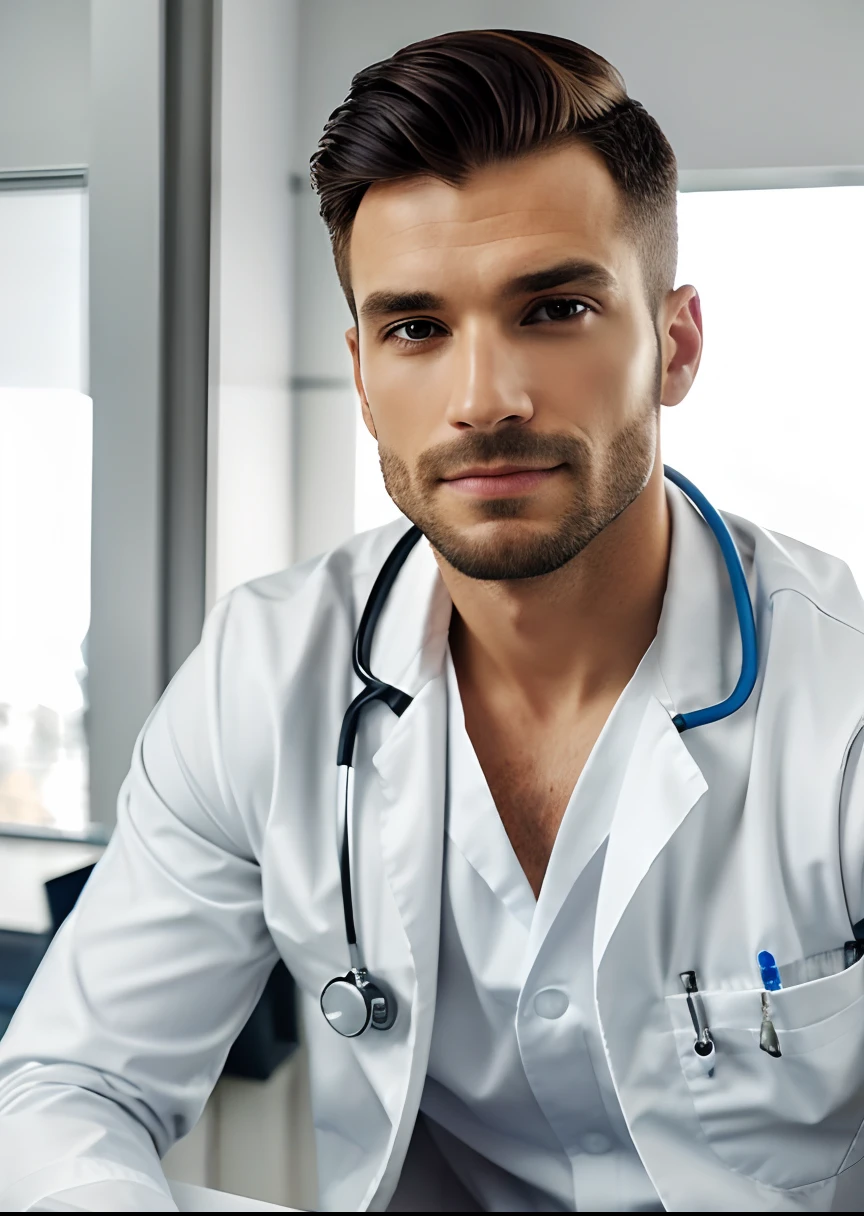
[
  {"xmin": 354, "ymin": 184, "xmax": 864, "ymax": 590},
  {"xmin": 665, "ymin": 185, "xmax": 864, "ymax": 588},
  {"xmin": 355, "ymin": 406, "xmax": 404, "ymax": 535},
  {"xmin": 0, "ymin": 182, "xmax": 91, "ymax": 833}
]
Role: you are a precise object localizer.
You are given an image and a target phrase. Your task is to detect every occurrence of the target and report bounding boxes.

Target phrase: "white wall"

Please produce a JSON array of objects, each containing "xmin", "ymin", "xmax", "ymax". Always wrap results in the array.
[
  {"xmin": 291, "ymin": 0, "xmax": 864, "ymax": 557},
  {"xmin": 0, "ymin": 0, "xmax": 90, "ymax": 170},
  {"xmin": 295, "ymin": 0, "xmax": 864, "ymax": 174},
  {"xmin": 206, "ymin": 0, "xmax": 299, "ymax": 606}
]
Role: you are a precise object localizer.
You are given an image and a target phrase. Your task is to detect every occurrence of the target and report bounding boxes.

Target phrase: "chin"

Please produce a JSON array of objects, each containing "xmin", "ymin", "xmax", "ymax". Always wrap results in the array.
[{"xmin": 431, "ymin": 518, "xmax": 582, "ymax": 583}]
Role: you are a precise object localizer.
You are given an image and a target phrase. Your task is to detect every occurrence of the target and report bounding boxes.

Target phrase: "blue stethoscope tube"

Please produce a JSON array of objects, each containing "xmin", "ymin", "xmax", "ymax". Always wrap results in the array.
[
  {"xmin": 321, "ymin": 466, "xmax": 760, "ymax": 1035},
  {"xmin": 662, "ymin": 467, "xmax": 759, "ymax": 732}
]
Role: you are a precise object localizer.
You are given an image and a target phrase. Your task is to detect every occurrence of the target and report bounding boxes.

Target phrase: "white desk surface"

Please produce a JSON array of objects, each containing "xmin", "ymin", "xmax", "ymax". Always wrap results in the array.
[{"xmin": 169, "ymin": 1179, "xmax": 300, "ymax": 1211}]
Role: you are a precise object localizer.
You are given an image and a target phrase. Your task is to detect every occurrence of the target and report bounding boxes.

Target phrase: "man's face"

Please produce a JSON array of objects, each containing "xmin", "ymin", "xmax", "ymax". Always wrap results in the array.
[{"xmin": 346, "ymin": 143, "xmax": 679, "ymax": 581}]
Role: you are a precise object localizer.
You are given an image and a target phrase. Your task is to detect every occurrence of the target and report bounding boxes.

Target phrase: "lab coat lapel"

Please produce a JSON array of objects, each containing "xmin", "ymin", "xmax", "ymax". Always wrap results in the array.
[
  {"xmin": 593, "ymin": 693, "xmax": 707, "ymax": 966},
  {"xmin": 594, "ymin": 480, "xmax": 743, "ymax": 969},
  {"xmin": 348, "ymin": 530, "xmax": 451, "ymax": 1207},
  {"xmin": 360, "ymin": 672, "xmax": 449, "ymax": 1211},
  {"xmin": 368, "ymin": 531, "xmax": 451, "ymax": 1000},
  {"xmin": 371, "ymin": 675, "xmax": 448, "ymax": 1004}
]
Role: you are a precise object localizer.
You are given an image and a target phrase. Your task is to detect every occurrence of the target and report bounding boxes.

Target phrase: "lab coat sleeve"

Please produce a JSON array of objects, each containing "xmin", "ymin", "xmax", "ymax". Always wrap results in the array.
[{"xmin": 0, "ymin": 590, "xmax": 280, "ymax": 1212}]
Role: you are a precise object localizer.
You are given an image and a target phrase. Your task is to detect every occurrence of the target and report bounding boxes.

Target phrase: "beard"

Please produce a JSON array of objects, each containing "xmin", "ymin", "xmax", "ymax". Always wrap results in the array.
[{"xmin": 378, "ymin": 401, "xmax": 660, "ymax": 583}]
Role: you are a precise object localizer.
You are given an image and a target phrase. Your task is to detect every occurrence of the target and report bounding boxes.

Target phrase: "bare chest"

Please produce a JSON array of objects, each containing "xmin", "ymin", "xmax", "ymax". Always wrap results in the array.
[{"xmin": 464, "ymin": 703, "xmax": 614, "ymax": 898}]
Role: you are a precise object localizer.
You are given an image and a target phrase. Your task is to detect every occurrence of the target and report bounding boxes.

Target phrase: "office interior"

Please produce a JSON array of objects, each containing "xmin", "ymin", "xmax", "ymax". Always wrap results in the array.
[{"xmin": 1, "ymin": 0, "xmax": 862, "ymax": 1208}]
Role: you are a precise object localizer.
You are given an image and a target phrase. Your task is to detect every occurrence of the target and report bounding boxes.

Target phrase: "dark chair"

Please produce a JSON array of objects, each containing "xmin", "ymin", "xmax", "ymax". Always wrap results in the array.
[{"xmin": 0, "ymin": 928, "xmax": 50, "ymax": 1039}]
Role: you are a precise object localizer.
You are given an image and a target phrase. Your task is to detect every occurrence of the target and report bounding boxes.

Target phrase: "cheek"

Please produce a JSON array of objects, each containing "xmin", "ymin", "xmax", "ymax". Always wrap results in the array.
[
  {"xmin": 573, "ymin": 321, "xmax": 657, "ymax": 417},
  {"xmin": 526, "ymin": 329, "xmax": 642, "ymax": 428},
  {"xmin": 361, "ymin": 346, "xmax": 449, "ymax": 444}
]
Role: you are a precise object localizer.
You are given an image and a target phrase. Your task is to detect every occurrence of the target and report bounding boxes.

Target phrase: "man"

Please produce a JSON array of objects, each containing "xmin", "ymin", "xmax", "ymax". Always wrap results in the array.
[{"xmin": 3, "ymin": 27, "xmax": 864, "ymax": 1214}]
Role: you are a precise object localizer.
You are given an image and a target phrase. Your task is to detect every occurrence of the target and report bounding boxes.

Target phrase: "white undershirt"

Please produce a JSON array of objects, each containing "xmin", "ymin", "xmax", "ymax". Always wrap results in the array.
[{"xmin": 419, "ymin": 647, "xmax": 665, "ymax": 1213}]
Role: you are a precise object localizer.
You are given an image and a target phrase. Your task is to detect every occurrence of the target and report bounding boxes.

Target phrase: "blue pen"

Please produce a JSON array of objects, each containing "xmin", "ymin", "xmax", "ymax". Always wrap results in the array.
[
  {"xmin": 756, "ymin": 951, "xmax": 782, "ymax": 1057},
  {"xmin": 757, "ymin": 950, "xmax": 782, "ymax": 991}
]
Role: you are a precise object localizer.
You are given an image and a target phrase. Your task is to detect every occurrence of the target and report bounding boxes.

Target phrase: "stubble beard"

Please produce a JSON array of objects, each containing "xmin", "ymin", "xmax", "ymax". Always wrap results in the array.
[{"xmin": 378, "ymin": 402, "xmax": 660, "ymax": 583}]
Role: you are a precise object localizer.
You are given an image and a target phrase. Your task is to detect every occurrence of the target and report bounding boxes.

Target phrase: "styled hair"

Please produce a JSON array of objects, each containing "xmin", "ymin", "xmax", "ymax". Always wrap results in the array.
[{"xmin": 310, "ymin": 29, "xmax": 679, "ymax": 318}]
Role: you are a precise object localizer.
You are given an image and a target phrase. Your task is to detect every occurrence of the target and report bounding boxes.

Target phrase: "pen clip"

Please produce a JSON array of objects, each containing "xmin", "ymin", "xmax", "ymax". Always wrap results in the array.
[
  {"xmin": 844, "ymin": 940, "xmax": 863, "ymax": 969},
  {"xmin": 680, "ymin": 970, "xmax": 714, "ymax": 1063},
  {"xmin": 844, "ymin": 921, "xmax": 864, "ymax": 969}
]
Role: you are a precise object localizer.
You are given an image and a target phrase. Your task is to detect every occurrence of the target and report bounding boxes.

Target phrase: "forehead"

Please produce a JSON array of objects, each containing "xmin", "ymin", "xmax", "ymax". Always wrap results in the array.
[{"xmin": 349, "ymin": 143, "xmax": 633, "ymax": 299}]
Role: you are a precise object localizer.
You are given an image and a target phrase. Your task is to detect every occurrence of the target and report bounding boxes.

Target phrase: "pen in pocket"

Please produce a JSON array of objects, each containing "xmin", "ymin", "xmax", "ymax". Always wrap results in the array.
[
  {"xmin": 679, "ymin": 970, "xmax": 715, "ymax": 1074},
  {"xmin": 757, "ymin": 951, "xmax": 782, "ymax": 1058},
  {"xmin": 844, "ymin": 918, "xmax": 864, "ymax": 968},
  {"xmin": 844, "ymin": 940, "xmax": 863, "ymax": 969}
]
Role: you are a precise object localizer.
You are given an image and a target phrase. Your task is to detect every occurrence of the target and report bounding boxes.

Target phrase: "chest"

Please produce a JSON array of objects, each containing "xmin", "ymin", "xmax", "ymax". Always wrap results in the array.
[{"xmin": 462, "ymin": 693, "xmax": 619, "ymax": 896}]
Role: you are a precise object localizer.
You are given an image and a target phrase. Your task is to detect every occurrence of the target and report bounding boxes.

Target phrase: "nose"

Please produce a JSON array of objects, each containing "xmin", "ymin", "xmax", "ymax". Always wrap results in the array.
[{"xmin": 444, "ymin": 320, "xmax": 533, "ymax": 430}]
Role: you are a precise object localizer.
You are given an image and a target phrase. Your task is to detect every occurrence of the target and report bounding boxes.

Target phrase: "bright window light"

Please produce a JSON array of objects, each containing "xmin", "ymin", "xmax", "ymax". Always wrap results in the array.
[
  {"xmin": 354, "ymin": 185, "xmax": 864, "ymax": 589},
  {"xmin": 666, "ymin": 186, "xmax": 864, "ymax": 589},
  {"xmin": 356, "ymin": 410, "xmax": 405, "ymax": 534},
  {"xmin": 0, "ymin": 186, "xmax": 90, "ymax": 833}
]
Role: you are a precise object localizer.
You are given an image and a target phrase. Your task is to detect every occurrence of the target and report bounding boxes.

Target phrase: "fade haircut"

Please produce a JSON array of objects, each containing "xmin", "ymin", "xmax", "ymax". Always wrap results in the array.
[{"xmin": 310, "ymin": 28, "xmax": 679, "ymax": 320}]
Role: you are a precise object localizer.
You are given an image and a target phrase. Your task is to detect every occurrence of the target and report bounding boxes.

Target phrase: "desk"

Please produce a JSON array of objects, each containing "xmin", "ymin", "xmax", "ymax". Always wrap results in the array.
[{"xmin": 168, "ymin": 1179, "xmax": 298, "ymax": 1212}]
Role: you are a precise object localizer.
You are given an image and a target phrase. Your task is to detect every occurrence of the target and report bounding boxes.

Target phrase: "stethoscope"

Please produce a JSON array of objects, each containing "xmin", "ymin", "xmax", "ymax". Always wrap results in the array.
[{"xmin": 319, "ymin": 466, "xmax": 760, "ymax": 1036}]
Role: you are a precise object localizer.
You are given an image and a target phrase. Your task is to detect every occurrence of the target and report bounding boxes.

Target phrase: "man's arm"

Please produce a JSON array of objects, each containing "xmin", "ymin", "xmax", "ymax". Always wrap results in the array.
[{"xmin": 0, "ymin": 592, "xmax": 279, "ymax": 1212}]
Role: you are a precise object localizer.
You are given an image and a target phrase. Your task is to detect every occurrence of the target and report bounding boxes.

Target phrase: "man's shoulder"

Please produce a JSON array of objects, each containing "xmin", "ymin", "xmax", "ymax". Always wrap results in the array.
[
  {"xmin": 723, "ymin": 508, "xmax": 864, "ymax": 638},
  {"xmin": 193, "ymin": 519, "xmax": 418, "ymax": 743},
  {"xmin": 209, "ymin": 518, "xmax": 413, "ymax": 651},
  {"xmin": 223, "ymin": 518, "xmax": 415, "ymax": 619}
]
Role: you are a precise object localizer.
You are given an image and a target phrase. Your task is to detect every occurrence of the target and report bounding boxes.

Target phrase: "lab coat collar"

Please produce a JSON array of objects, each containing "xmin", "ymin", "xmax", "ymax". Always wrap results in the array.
[
  {"xmin": 366, "ymin": 526, "xmax": 452, "ymax": 700},
  {"xmin": 593, "ymin": 478, "xmax": 741, "ymax": 968},
  {"xmin": 592, "ymin": 692, "xmax": 709, "ymax": 966},
  {"xmin": 531, "ymin": 482, "xmax": 727, "ymax": 964},
  {"xmin": 363, "ymin": 531, "xmax": 449, "ymax": 1021},
  {"xmin": 364, "ymin": 477, "xmax": 747, "ymax": 725},
  {"xmin": 652, "ymin": 479, "xmax": 747, "ymax": 724},
  {"xmin": 363, "ymin": 479, "xmax": 747, "ymax": 999},
  {"xmin": 356, "ymin": 533, "xmax": 451, "ymax": 1209},
  {"xmin": 363, "ymin": 476, "xmax": 743, "ymax": 717},
  {"xmin": 367, "ymin": 535, "xmax": 450, "ymax": 923}
]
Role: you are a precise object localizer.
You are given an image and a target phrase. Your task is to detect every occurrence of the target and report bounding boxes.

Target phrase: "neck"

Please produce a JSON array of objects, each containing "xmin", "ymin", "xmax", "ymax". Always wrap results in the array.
[{"xmin": 438, "ymin": 463, "xmax": 671, "ymax": 718}]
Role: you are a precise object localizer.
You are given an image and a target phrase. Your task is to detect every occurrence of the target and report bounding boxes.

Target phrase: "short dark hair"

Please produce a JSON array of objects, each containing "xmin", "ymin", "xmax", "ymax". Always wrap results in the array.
[{"xmin": 310, "ymin": 28, "xmax": 679, "ymax": 319}]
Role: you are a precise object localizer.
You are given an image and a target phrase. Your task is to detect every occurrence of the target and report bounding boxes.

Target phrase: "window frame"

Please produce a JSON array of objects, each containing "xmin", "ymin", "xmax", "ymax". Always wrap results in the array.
[{"xmin": 0, "ymin": 0, "xmax": 215, "ymax": 841}]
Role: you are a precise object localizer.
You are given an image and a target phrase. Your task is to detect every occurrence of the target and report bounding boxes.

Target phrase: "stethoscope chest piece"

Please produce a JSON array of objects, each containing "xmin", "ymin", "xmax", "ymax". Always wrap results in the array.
[{"xmin": 320, "ymin": 968, "xmax": 396, "ymax": 1037}]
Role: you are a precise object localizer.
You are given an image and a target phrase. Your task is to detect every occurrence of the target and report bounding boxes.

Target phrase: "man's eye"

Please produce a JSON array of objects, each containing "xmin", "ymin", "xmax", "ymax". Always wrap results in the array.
[
  {"xmin": 524, "ymin": 298, "xmax": 590, "ymax": 324},
  {"xmin": 388, "ymin": 319, "xmax": 442, "ymax": 343},
  {"xmin": 385, "ymin": 302, "xmax": 588, "ymax": 343}
]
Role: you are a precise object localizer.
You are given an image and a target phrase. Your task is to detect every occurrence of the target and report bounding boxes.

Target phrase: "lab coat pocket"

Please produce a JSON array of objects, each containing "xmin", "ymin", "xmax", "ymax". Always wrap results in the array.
[{"xmin": 665, "ymin": 958, "xmax": 864, "ymax": 1191}]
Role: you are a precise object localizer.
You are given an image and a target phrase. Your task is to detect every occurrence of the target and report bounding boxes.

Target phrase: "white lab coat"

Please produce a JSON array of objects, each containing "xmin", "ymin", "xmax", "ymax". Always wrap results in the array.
[{"xmin": 3, "ymin": 477, "xmax": 864, "ymax": 1213}]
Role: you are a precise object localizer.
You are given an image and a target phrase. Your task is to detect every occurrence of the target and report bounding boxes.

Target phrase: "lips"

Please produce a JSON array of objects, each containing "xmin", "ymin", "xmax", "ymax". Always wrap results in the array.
[
  {"xmin": 441, "ymin": 464, "xmax": 564, "ymax": 498},
  {"xmin": 443, "ymin": 463, "xmax": 561, "ymax": 481}
]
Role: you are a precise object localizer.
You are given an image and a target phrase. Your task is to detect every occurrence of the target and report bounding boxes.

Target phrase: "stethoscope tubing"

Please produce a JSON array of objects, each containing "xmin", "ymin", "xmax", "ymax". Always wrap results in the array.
[{"xmin": 662, "ymin": 467, "xmax": 759, "ymax": 731}]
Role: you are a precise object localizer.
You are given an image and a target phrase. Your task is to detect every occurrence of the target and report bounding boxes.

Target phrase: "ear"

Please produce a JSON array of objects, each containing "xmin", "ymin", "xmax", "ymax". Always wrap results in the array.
[
  {"xmin": 345, "ymin": 326, "xmax": 378, "ymax": 440},
  {"xmin": 659, "ymin": 285, "xmax": 703, "ymax": 408}
]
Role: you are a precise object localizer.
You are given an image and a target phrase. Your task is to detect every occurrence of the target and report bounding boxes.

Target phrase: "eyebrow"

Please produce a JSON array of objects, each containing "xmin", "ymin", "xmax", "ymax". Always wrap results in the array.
[{"xmin": 358, "ymin": 259, "xmax": 618, "ymax": 321}]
